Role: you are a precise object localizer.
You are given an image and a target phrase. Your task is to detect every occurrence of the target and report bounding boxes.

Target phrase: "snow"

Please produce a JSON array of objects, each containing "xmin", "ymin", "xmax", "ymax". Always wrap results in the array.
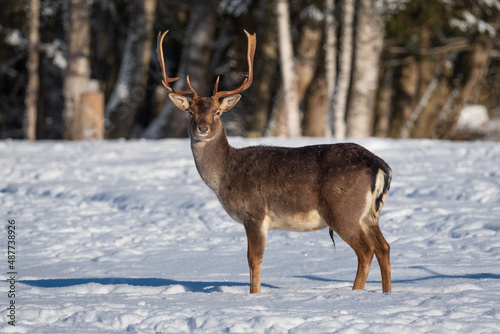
[
  {"xmin": 4, "ymin": 30, "xmax": 27, "ymax": 49},
  {"xmin": 1, "ymin": 137, "xmax": 499, "ymax": 333},
  {"xmin": 454, "ymin": 104, "xmax": 490, "ymax": 132},
  {"xmin": 449, "ymin": 8, "xmax": 498, "ymax": 37}
]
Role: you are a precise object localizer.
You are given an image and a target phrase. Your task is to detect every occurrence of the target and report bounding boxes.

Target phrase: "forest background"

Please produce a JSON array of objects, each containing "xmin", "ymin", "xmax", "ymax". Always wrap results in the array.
[{"xmin": 1, "ymin": 0, "xmax": 499, "ymax": 141}]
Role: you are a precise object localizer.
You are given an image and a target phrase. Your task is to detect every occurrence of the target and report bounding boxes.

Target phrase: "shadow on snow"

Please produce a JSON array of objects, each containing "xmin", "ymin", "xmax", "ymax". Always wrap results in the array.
[
  {"xmin": 18, "ymin": 277, "xmax": 278, "ymax": 293},
  {"xmin": 295, "ymin": 266, "xmax": 500, "ymax": 285},
  {"xmin": 20, "ymin": 267, "xmax": 498, "ymax": 292}
]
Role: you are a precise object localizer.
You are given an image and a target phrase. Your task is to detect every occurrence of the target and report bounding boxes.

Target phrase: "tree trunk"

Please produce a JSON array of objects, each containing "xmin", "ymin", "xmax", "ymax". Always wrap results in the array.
[
  {"xmin": 63, "ymin": 0, "xmax": 91, "ymax": 140},
  {"xmin": 105, "ymin": 0, "xmax": 157, "ymax": 139},
  {"xmin": 434, "ymin": 35, "xmax": 492, "ymax": 138},
  {"xmin": 267, "ymin": 5, "xmax": 322, "ymax": 137},
  {"xmin": 391, "ymin": 57, "xmax": 419, "ymax": 138},
  {"xmin": 373, "ymin": 64, "xmax": 393, "ymax": 138},
  {"xmin": 247, "ymin": 0, "xmax": 278, "ymax": 137},
  {"xmin": 407, "ymin": 67, "xmax": 453, "ymax": 138},
  {"xmin": 324, "ymin": 0, "xmax": 336, "ymax": 137},
  {"xmin": 346, "ymin": 0, "xmax": 384, "ymax": 138},
  {"xmin": 275, "ymin": 0, "xmax": 301, "ymax": 137},
  {"xmin": 400, "ymin": 55, "xmax": 447, "ymax": 138},
  {"xmin": 143, "ymin": 1, "xmax": 216, "ymax": 139},
  {"xmin": 417, "ymin": 27, "xmax": 434, "ymax": 100},
  {"xmin": 295, "ymin": 23, "xmax": 323, "ymax": 101},
  {"xmin": 473, "ymin": 54, "xmax": 500, "ymax": 117},
  {"xmin": 332, "ymin": 0, "xmax": 355, "ymax": 139},
  {"xmin": 304, "ymin": 72, "xmax": 328, "ymax": 137},
  {"xmin": 24, "ymin": 0, "xmax": 39, "ymax": 141},
  {"xmin": 401, "ymin": 36, "xmax": 491, "ymax": 139},
  {"xmin": 398, "ymin": 26, "xmax": 438, "ymax": 138}
]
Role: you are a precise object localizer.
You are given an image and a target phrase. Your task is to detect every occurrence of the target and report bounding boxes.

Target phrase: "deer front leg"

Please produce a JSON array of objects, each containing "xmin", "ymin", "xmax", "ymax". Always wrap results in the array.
[{"xmin": 244, "ymin": 222, "xmax": 267, "ymax": 293}]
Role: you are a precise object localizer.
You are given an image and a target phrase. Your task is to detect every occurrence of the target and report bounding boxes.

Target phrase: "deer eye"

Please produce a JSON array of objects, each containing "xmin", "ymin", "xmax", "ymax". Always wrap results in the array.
[{"xmin": 215, "ymin": 111, "xmax": 222, "ymax": 116}]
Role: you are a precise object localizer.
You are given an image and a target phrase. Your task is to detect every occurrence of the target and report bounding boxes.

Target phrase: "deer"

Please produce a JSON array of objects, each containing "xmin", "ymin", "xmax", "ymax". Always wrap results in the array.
[{"xmin": 156, "ymin": 30, "xmax": 392, "ymax": 293}]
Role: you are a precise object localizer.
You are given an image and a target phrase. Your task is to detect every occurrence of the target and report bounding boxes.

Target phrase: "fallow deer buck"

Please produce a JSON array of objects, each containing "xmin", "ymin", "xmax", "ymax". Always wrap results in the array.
[{"xmin": 157, "ymin": 30, "xmax": 392, "ymax": 293}]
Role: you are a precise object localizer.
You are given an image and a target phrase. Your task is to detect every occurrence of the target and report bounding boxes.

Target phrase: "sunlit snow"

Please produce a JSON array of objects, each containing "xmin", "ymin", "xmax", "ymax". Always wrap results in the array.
[{"xmin": 1, "ymin": 137, "xmax": 499, "ymax": 333}]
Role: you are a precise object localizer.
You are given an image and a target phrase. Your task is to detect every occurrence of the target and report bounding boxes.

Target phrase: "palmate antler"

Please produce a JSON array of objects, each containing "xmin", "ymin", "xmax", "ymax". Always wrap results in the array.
[{"xmin": 156, "ymin": 30, "xmax": 256, "ymax": 99}]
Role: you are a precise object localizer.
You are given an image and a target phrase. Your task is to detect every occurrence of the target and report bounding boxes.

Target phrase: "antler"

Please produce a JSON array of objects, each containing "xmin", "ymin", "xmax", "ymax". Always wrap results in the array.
[
  {"xmin": 157, "ymin": 30, "xmax": 256, "ymax": 98},
  {"xmin": 156, "ymin": 31, "xmax": 198, "ymax": 97},
  {"xmin": 213, "ymin": 30, "xmax": 256, "ymax": 99}
]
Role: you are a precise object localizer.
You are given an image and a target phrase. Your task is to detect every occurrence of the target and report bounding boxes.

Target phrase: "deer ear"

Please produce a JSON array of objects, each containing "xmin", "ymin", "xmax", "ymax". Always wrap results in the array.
[
  {"xmin": 169, "ymin": 94, "xmax": 190, "ymax": 111},
  {"xmin": 219, "ymin": 94, "xmax": 241, "ymax": 112}
]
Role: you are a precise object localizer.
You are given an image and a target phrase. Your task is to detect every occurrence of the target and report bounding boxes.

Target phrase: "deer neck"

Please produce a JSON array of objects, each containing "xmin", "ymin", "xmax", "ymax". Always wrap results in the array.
[{"xmin": 190, "ymin": 128, "xmax": 233, "ymax": 195}]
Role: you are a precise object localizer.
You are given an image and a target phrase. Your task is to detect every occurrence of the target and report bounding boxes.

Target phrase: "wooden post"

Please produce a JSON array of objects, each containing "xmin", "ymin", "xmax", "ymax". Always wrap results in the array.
[{"xmin": 80, "ymin": 92, "xmax": 104, "ymax": 140}]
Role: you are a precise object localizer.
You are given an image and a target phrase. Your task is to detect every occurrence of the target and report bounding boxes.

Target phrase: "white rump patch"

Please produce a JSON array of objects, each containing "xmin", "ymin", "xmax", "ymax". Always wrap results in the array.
[
  {"xmin": 360, "ymin": 168, "xmax": 386, "ymax": 232},
  {"xmin": 360, "ymin": 189, "xmax": 375, "ymax": 233}
]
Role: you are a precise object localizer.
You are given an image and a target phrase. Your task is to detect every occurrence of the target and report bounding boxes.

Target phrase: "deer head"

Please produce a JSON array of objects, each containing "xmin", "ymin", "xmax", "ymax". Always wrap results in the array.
[{"xmin": 156, "ymin": 30, "xmax": 256, "ymax": 141}]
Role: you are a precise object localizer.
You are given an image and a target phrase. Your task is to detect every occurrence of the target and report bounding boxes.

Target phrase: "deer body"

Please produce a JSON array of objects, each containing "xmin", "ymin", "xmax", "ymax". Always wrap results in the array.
[{"xmin": 157, "ymin": 30, "xmax": 392, "ymax": 294}]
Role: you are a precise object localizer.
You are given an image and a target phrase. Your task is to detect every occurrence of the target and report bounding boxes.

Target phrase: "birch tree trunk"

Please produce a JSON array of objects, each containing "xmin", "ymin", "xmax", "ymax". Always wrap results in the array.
[
  {"xmin": 332, "ymin": 0, "xmax": 355, "ymax": 139},
  {"xmin": 63, "ymin": 0, "xmax": 91, "ymax": 140},
  {"xmin": 275, "ymin": 0, "xmax": 301, "ymax": 137},
  {"xmin": 267, "ymin": 15, "xmax": 322, "ymax": 137},
  {"xmin": 346, "ymin": 0, "xmax": 384, "ymax": 138},
  {"xmin": 24, "ymin": 0, "xmax": 39, "ymax": 141},
  {"xmin": 105, "ymin": 0, "xmax": 157, "ymax": 139},
  {"xmin": 324, "ymin": 0, "xmax": 336, "ymax": 137}
]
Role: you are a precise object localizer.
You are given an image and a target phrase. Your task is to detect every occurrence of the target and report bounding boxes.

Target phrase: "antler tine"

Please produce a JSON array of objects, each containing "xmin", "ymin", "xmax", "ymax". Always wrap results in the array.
[
  {"xmin": 213, "ymin": 76, "xmax": 220, "ymax": 96},
  {"xmin": 186, "ymin": 75, "xmax": 198, "ymax": 96},
  {"xmin": 214, "ymin": 30, "xmax": 256, "ymax": 99},
  {"xmin": 156, "ymin": 31, "xmax": 196, "ymax": 97}
]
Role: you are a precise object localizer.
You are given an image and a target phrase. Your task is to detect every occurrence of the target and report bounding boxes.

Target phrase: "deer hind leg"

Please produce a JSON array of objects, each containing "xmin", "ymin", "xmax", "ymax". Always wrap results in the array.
[
  {"xmin": 328, "ymin": 218, "xmax": 390, "ymax": 292},
  {"xmin": 350, "ymin": 230, "xmax": 375, "ymax": 291},
  {"xmin": 347, "ymin": 218, "xmax": 391, "ymax": 293},
  {"xmin": 370, "ymin": 225, "xmax": 391, "ymax": 293},
  {"xmin": 244, "ymin": 221, "xmax": 268, "ymax": 293}
]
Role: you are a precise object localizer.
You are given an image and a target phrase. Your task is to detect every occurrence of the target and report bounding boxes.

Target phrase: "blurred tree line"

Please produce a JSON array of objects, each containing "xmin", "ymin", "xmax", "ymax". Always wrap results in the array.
[{"xmin": 1, "ymin": 0, "xmax": 499, "ymax": 140}]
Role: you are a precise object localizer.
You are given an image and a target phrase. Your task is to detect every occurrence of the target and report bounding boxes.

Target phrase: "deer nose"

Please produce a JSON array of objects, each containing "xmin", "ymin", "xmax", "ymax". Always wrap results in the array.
[{"xmin": 197, "ymin": 125, "xmax": 210, "ymax": 134}]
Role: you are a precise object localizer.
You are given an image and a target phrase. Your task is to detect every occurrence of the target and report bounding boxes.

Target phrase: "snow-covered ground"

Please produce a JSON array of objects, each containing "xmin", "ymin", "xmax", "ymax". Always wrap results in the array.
[{"xmin": 1, "ymin": 137, "xmax": 499, "ymax": 333}]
